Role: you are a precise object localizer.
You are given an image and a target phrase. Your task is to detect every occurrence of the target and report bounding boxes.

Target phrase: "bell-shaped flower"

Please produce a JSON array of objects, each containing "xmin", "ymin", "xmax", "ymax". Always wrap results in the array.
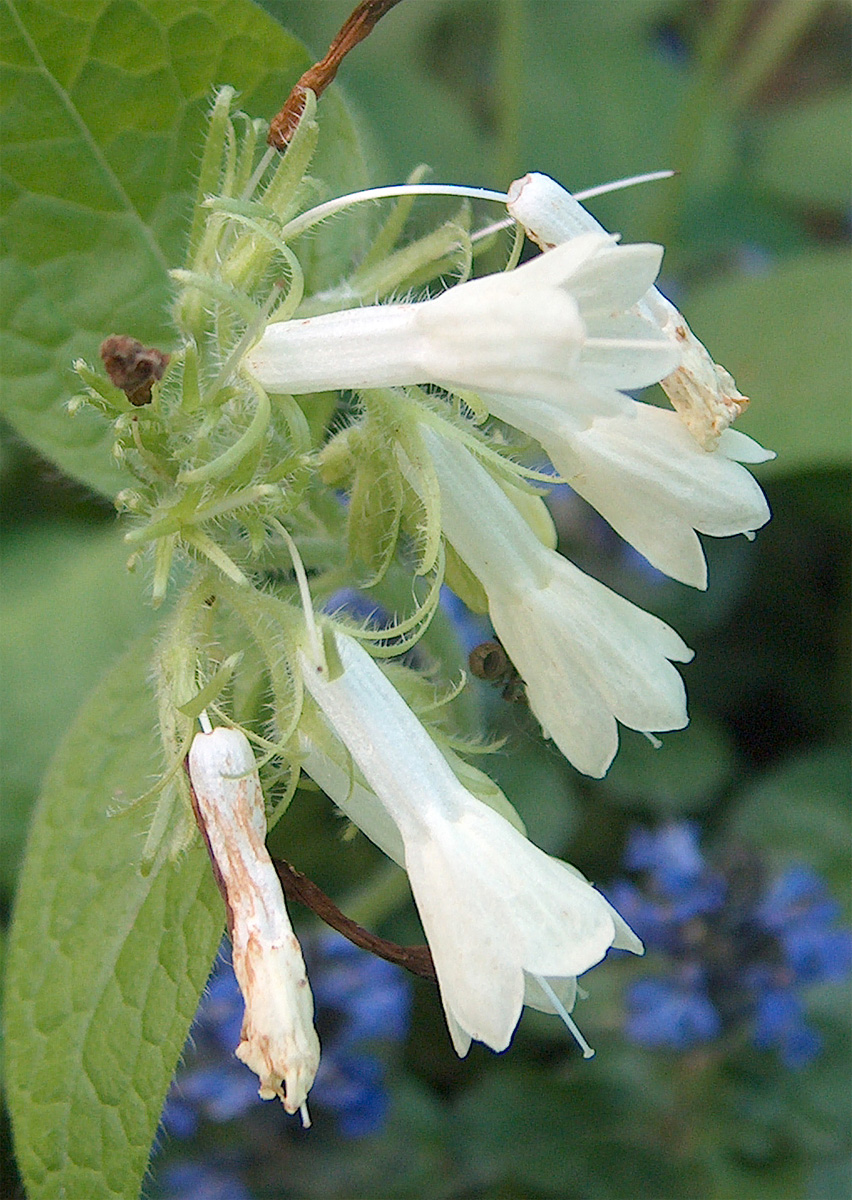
[
  {"xmin": 479, "ymin": 389, "xmax": 773, "ymax": 589},
  {"xmin": 506, "ymin": 171, "xmax": 758, "ymax": 449},
  {"xmin": 298, "ymin": 630, "xmax": 642, "ymax": 1057},
  {"xmin": 415, "ymin": 427, "xmax": 693, "ymax": 777},
  {"xmin": 188, "ymin": 725, "xmax": 320, "ymax": 1119},
  {"xmin": 245, "ymin": 232, "xmax": 678, "ymax": 408}
]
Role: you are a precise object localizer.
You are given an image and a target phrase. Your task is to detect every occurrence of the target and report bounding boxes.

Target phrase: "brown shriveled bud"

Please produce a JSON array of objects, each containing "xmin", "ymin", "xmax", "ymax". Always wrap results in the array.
[
  {"xmin": 188, "ymin": 725, "xmax": 319, "ymax": 1122},
  {"xmin": 100, "ymin": 335, "xmax": 170, "ymax": 407}
]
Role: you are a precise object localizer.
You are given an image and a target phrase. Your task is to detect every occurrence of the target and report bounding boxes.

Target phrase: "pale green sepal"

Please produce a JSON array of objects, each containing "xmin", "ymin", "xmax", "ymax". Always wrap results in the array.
[
  {"xmin": 3, "ymin": 636, "xmax": 224, "ymax": 1200},
  {"xmin": 498, "ymin": 477, "xmax": 558, "ymax": 551},
  {"xmin": 178, "ymin": 653, "xmax": 244, "ymax": 719},
  {"xmin": 187, "ymin": 87, "xmax": 236, "ymax": 266},
  {"xmin": 348, "ymin": 453, "xmax": 404, "ymax": 584},
  {"xmin": 73, "ymin": 362, "xmax": 134, "ymax": 416},
  {"xmin": 355, "ymin": 164, "xmax": 432, "ymax": 276},
  {"xmin": 444, "ymin": 541, "xmax": 490, "ymax": 615},
  {"xmin": 321, "ymin": 624, "xmax": 346, "ymax": 682},
  {"xmin": 309, "ymin": 219, "xmax": 472, "ymax": 315}
]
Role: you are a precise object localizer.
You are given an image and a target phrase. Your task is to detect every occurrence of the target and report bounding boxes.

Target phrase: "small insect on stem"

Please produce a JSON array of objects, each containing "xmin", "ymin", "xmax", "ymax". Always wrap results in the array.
[
  {"xmin": 100, "ymin": 335, "xmax": 170, "ymax": 407},
  {"xmin": 268, "ymin": 0, "xmax": 406, "ymax": 149},
  {"xmin": 468, "ymin": 639, "xmax": 526, "ymax": 703}
]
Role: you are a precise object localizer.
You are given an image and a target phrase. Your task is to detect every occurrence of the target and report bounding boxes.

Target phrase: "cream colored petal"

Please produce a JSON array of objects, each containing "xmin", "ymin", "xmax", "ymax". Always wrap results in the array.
[
  {"xmin": 299, "ymin": 630, "xmax": 633, "ymax": 1056},
  {"xmin": 490, "ymin": 563, "xmax": 691, "ymax": 777},
  {"xmin": 523, "ymin": 973, "xmax": 578, "ymax": 1015},
  {"xmin": 405, "ymin": 800, "xmax": 617, "ymax": 1050},
  {"xmin": 550, "ymin": 403, "xmax": 771, "ymax": 587},
  {"xmin": 569, "ymin": 242, "xmax": 665, "ymax": 316},
  {"xmin": 188, "ymin": 728, "xmax": 320, "ymax": 1114}
]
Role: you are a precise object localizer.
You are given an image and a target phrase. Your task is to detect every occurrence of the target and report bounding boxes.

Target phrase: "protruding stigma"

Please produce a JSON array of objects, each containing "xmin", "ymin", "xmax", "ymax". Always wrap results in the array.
[{"xmin": 532, "ymin": 974, "xmax": 596, "ymax": 1059}]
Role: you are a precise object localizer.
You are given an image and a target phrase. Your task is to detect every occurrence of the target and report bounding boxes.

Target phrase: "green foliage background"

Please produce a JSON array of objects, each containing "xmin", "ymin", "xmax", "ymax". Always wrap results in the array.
[{"xmin": 1, "ymin": 1, "xmax": 849, "ymax": 1197}]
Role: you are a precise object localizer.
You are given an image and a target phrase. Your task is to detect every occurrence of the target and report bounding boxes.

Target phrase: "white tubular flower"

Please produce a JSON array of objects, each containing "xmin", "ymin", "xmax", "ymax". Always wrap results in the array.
[
  {"xmin": 480, "ymin": 390, "xmax": 773, "ymax": 589},
  {"xmin": 245, "ymin": 232, "xmax": 678, "ymax": 407},
  {"xmin": 298, "ymin": 630, "xmax": 642, "ymax": 1057},
  {"xmin": 416, "ymin": 428, "xmax": 693, "ymax": 777},
  {"xmin": 507, "ymin": 171, "xmax": 758, "ymax": 449},
  {"xmin": 188, "ymin": 726, "xmax": 319, "ymax": 1120}
]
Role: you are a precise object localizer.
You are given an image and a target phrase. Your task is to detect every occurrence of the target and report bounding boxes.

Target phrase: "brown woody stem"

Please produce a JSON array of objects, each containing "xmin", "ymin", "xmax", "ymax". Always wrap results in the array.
[
  {"xmin": 272, "ymin": 856, "xmax": 437, "ymax": 983},
  {"xmin": 268, "ymin": 0, "xmax": 405, "ymax": 149}
]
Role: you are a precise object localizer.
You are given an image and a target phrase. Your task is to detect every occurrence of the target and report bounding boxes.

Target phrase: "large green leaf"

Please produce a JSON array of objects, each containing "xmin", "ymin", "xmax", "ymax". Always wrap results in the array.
[
  {"xmin": 754, "ymin": 90, "xmax": 852, "ymax": 213},
  {"xmin": 0, "ymin": 0, "xmax": 367, "ymax": 498},
  {"xmin": 0, "ymin": 523, "xmax": 154, "ymax": 894},
  {"xmin": 683, "ymin": 249, "xmax": 851, "ymax": 473},
  {"xmin": 3, "ymin": 634, "xmax": 225, "ymax": 1200}
]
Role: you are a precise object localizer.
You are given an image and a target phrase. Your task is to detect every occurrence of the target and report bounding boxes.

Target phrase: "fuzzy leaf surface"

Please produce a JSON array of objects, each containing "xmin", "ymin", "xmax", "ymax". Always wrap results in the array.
[
  {"xmin": 0, "ymin": 0, "xmax": 367, "ymax": 497},
  {"xmin": 0, "ymin": 523, "xmax": 154, "ymax": 892},
  {"xmin": 3, "ymin": 634, "xmax": 225, "ymax": 1200}
]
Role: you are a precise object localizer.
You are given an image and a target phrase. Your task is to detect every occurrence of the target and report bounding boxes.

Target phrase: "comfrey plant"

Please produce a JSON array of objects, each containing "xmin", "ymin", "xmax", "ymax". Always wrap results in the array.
[{"xmin": 65, "ymin": 76, "xmax": 773, "ymax": 1124}]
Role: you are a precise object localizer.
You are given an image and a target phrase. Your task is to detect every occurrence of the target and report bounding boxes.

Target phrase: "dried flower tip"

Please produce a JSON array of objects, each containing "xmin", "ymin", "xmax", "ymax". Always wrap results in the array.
[
  {"xmin": 188, "ymin": 726, "xmax": 320, "ymax": 1115},
  {"xmin": 642, "ymin": 290, "xmax": 750, "ymax": 450}
]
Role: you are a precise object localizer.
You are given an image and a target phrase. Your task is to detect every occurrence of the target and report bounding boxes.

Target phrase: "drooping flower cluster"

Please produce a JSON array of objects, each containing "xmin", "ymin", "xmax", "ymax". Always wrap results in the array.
[
  {"xmin": 248, "ymin": 176, "xmax": 773, "ymax": 771},
  {"xmin": 70, "ymin": 88, "xmax": 776, "ymax": 1116},
  {"xmin": 608, "ymin": 824, "xmax": 852, "ymax": 1066}
]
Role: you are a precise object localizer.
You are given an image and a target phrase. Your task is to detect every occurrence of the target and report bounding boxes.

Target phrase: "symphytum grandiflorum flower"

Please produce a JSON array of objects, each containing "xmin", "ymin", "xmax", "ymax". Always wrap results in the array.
[
  {"xmin": 409, "ymin": 426, "xmax": 694, "ymax": 777},
  {"xmin": 474, "ymin": 388, "xmax": 772, "ymax": 590},
  {"xmin": 188, "ymin": 724, "xmax": 319, "ymax": 1123},
  {"xmin": 506, "ymin": 171, "xmax": 761, "ymax": 450},
  {"xmin": 298, "ymin": 627, "xmax": 643, "ymax": 1057},
  {"xmin": 246, "ymin": 184, "xmax": 773, "ymax": 591},
  {"xmin": 245, "ymin": 230, "xmax": 678, "ymax": 405},
  {"xmin": 61, "ymin": 78, "xmax": 776, "ymax": 1131}
]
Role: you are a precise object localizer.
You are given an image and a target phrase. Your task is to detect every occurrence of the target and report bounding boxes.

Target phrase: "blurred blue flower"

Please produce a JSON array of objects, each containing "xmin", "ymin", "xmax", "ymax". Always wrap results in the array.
[
  {"xmin": 312, "ymin": 1050, "xmax": 389, "ymax": 1138},
  {"xmin": 158, "ymin": 1160, "xmax": 252, "ymax": 1200},
  {"xmin": 304, "ymin": 931, "xmax": 411, "ymax": 1138},
  {"xmin": 439, "ymin": 585, "xmax": 491, "ymax": 655},
  {"xmin": 323, "ymin": 586, "xmax": 390, "ymax": 626},
  {"xmin": 626, "ymin": 971, "xmax": 721, "ymax": 1049},
  {"xmin": 751, "ymin": 986, "xmax": 823, "ymax": 1068},
  {"xmin": 653, "ymin": 23, "xmax": 690, "ymax": 67},
  {"xmin": 610, "ymin": 823, "xmax": 851, "ymax": 1067},
  {"xmin": 624, "ymin": 822, "xmax": 705, "ymax": 894}
]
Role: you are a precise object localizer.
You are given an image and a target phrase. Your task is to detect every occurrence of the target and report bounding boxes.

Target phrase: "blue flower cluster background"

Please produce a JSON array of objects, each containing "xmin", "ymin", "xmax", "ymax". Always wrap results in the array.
[{"xmin": 610, "ymin": 824, "xmax": 851, "ymax": 1065}]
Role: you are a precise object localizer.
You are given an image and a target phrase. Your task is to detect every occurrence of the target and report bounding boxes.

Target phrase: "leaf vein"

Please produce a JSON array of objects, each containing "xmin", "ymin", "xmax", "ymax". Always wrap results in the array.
[{"xmin": 5, "ymin": 0, "xmax": 170, "ymax": 274}]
